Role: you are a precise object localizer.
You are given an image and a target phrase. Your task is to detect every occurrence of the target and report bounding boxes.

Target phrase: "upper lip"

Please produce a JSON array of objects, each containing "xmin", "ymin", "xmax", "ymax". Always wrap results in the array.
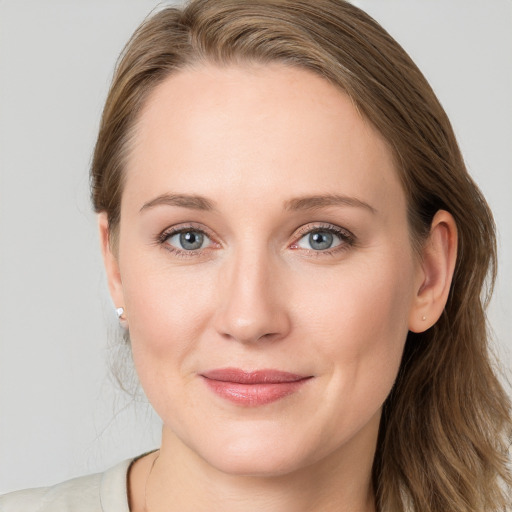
[{"xmin": 201, "ymin": 368, "xmax": 310, "ymax": 384}]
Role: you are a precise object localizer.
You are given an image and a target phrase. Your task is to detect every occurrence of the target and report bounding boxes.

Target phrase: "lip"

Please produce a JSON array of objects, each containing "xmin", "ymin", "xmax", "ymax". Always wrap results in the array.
[{"xmin": 201, "ymin": 368, "xmax": 312, "ymax": 406}]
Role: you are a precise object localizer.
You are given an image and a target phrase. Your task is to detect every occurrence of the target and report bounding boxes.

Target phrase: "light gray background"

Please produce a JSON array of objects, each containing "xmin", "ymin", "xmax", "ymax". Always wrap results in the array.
[{"xmin": 1, "ymin": 0, "xmax": 511, "ymax": 494}]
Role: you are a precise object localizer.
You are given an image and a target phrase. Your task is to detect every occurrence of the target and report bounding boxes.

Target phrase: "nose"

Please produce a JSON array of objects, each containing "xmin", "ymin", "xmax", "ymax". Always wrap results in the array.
[{"xmin": 213, "ymin": 248, "xmax": 291, "ymax": 344}]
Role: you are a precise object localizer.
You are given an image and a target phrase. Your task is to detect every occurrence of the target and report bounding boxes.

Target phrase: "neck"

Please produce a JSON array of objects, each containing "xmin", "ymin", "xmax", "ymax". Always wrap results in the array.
[{"xmin": 143, "ymin": 423, "xmax": 378, "ymax": 512}]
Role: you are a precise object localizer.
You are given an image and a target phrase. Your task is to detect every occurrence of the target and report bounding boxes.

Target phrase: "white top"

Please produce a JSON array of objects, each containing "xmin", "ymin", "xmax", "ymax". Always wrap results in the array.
[{"xmin": 0, "ymin": 457, "xmax": 134, "ymax": 512}]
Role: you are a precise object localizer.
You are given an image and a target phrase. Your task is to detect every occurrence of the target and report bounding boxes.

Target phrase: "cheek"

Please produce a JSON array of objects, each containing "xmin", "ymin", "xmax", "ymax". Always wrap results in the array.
[
  {"xmin": 120, "ymin": 255, "xmax": 219, "ymax": 375},
  {"xmin": 120, "ymin": 259, "xmax": 223, "ymax": 427},
  {"xmin": 296, "ymin": 251, "xmax": 415, "ymax": 406}
]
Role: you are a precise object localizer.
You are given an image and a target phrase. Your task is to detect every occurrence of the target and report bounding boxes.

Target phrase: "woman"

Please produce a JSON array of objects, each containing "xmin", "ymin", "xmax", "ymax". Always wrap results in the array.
[{"xmin": 2, "ymin": 0, "xmax": 510, "ymax": 510}]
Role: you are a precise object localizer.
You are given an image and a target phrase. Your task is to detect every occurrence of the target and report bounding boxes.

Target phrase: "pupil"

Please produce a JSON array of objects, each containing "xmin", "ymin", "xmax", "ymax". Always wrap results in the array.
[
  {"xmin": 180, "ymin": 231, "xmax": 203, "ymax": 250},
  {"xmin": 309, "ymin": 231, "xmax": 333, "ymax": 250}
]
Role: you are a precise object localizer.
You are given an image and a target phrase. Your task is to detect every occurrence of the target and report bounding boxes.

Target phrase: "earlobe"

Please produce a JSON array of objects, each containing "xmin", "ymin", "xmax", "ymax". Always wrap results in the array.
[
  {"xmin": 409, "ymin": 210, "xmax": 458, "ymax": 333},
  {"xmin": 98, "ymin": 213, "xmax": 125, "ymax": 317}
]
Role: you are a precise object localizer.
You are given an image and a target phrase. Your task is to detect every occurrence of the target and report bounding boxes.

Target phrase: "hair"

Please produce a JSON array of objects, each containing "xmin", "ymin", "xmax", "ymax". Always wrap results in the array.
[{"xmin": 90, "ymin": 1, "xmax": 512, "ymax": 510}]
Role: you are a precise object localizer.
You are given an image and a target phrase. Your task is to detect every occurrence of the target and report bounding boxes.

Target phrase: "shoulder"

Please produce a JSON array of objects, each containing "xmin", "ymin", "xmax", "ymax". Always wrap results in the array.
[
  {"xmin": 0, "ymin": 457, "xmax": 134, "ymax": 512},
  {"xmin": 0, "ymin": 472, "xmax": 103, "ymax": 511}
]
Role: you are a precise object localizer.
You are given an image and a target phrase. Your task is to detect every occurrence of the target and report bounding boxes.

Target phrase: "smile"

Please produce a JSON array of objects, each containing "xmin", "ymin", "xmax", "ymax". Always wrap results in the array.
[{"xmin": 200, "ymin": 368, "xmax": 312, "ymax": 406}]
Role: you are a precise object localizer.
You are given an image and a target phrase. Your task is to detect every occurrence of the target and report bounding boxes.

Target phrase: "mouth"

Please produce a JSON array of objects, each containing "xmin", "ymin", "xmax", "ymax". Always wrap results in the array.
[{"xmin": 200, "ymin": 368, "xmax": 312, "ymax": 406}]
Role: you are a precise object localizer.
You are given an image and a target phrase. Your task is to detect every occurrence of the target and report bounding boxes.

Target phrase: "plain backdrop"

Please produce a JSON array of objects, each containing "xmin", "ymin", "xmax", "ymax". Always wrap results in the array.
[{"xmin": 1, "ymin": 0, "xmax": 511, "ymax": 494}]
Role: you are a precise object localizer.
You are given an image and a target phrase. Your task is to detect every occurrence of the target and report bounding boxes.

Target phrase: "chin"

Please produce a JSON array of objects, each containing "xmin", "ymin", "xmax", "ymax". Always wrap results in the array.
[
  {"xmin": 205, "ymin": 450, "xmax": 306, "ymax": 478},
  {"xmin": 192, "ymin": 429, "xmax": 320, "ymax": 478}
]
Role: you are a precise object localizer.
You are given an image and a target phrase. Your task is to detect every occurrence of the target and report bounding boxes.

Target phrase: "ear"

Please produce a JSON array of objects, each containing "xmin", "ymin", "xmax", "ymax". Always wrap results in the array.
[
  {"xmin": 408, "ymin": 210, "xmax": 458, "ymax": 333},
  {"xmin": 98, "ymin": 213, "xmax": 126, "ymax": 317}
]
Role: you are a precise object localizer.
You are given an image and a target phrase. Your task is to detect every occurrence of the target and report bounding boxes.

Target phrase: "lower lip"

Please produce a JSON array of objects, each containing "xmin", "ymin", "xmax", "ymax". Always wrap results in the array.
[{"xmin": 202, "ymin": 378, "xmax": 310, "ymax": 406}]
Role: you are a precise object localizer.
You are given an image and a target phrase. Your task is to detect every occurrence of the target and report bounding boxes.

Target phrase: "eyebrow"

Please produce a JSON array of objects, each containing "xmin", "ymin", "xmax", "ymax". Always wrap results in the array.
[
  {"xmin": 140, "ymin": 193, "xmax": 216, "ymax": 212},
  {"xmin": 284, "ymin": 194, "xmax": 377, "ymax": 214},
  {"xmin": 140, "ymin": 192, "xmax": 376, "ymax": 214}
]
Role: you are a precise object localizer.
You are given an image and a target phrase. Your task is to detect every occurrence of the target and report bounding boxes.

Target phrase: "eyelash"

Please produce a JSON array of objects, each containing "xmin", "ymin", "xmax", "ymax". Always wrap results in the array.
[
  {"xmin": 156, "ymin": 222, "xmax": 356, "ymax": 258},
  {"xmin": 291, "ymin": 223, "xmax": 356, "ymax": 257},
  {"xmin": 156, "ymin": 223, "xmax": 216, "ymax": 258}
]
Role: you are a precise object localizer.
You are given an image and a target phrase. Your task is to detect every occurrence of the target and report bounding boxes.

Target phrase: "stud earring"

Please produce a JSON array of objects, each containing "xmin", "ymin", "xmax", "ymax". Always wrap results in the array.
[
  {"xmin": 421, "ymin": 315, "xmax": 426, "ymax": 321},
  {"xmin": 116, "ymin": 307, "xmax": 128, "ymax": 329}
]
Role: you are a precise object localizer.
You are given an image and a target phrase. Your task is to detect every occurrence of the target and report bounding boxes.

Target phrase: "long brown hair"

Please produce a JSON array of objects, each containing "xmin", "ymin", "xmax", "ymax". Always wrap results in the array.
[{"xmin": 90, "ymin": 1, "xmax": 512, "ymax": 510}]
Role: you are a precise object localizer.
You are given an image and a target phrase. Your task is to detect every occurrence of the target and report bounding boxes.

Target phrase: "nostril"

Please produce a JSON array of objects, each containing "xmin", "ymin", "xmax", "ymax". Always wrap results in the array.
[
  {"xmin": 215, "ymin": 313, "xmax": 291, "ymax": 345},
  {"xmin": 212, "ymin": 258, "xmax": 292, "ymax": 344}
]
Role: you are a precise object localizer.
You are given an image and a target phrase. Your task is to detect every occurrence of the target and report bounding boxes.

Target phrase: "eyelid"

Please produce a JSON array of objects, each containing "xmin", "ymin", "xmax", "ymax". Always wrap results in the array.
[
  {"xmin": 155, "ymin": 221, "xmax": 355, "ymax": 257},
  {"xmin": 157, "ymin": 222, "xmax": 220, "ymax": 255},
  {"xmin": 159, "ymin": 223, "xmax": 205, "ymax": 239},
  {"xmin": 292, "ymin": 222, "xmax": 354, "ymax": 240},
  {"xmin": 289, "ymin": 222, "xmax": 356, "ymax": 252}
]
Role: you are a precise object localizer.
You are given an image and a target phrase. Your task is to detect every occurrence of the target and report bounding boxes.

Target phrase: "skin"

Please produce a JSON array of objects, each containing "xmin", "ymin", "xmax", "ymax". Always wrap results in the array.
[{"xmin": 100, "ymin": 63, "xmax": 457, "ymax": 512}]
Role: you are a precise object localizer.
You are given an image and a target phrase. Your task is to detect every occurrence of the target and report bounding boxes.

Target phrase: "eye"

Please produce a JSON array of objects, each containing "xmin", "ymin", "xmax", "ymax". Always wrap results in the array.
[
  {"xmin": 164, "ymin": 229, "xmax": 211, "ymax": 251},
  {"xmin": 291, "ymin": 224, "xmax": 355, "ymax": 254},
  {"xmin": 297, "ymin": 229, "xmax": 342, "ymax": 251}
]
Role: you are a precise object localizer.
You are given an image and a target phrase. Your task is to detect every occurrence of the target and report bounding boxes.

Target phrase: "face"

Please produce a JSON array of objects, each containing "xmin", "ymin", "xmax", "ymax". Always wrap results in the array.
[{"xmin": 106, "ymin": 63, "xmax": 424, "ymax": 476}]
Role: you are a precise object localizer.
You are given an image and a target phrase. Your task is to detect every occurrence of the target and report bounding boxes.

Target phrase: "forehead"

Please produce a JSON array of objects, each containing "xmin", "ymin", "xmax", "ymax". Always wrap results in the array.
[{"xmin": 123, "ymin": 63, "xmax": 404, "ymax": 216}]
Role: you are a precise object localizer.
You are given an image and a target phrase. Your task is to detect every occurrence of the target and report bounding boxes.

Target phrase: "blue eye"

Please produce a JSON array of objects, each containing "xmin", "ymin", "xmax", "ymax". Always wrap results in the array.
[
  {"xmin": 165, "ymin": 230, "xmax": 210, "ymax": 251},
  {"xmin": 297, "ymin": 229, "xmax": 343, "ymax": 251}
]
